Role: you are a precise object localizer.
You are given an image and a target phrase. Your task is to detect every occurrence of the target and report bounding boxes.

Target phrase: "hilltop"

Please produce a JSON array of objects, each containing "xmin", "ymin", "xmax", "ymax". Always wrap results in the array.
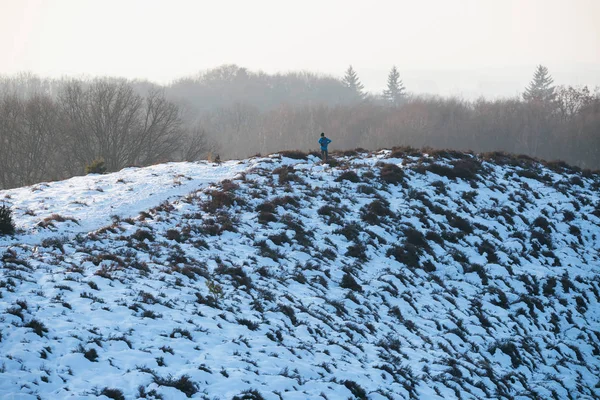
[{"xmin": 1, "ymin": 149, "xmax": 599, "ymax": 399}]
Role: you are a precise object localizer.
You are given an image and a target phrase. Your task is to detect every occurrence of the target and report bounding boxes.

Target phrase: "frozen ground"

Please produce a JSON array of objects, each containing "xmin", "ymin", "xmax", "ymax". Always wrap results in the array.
[{"xmin": 1, "ymin": 150, "xmax": 599, "ymax": 399}]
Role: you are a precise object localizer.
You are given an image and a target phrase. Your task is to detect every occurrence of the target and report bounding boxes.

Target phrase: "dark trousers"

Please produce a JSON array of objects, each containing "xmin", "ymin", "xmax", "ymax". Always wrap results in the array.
[{"xmin": 321, "ymin": 149, "xmax": 328, "ymax": 161}]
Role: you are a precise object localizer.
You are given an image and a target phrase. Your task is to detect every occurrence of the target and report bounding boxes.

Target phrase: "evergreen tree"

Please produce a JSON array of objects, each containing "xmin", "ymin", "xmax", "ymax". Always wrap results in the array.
[
  {"xmin": 383, "ymin": 66, "xmax": 406, "ymax": 106},
  {"xmin": 342, "ymin": 65, "xmax": 365, "ymax": 99},
  {"xmin": 523, "ymin": 65, "xmax": 556, "ymax": 103}
]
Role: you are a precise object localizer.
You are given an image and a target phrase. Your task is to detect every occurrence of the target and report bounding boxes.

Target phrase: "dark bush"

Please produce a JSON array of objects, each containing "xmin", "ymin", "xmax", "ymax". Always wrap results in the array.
[
  {"xmin": 389, "ymin": 146, "xmax": 420, "ymax": 158},
  {"xmin": 343, "ymin": 380, "xmax": 368, "ymax": 400},
  {"xmin": 491, "ymin": 340, "xmax": 523, "ymax": 369},
  {"xmin": 516, "ymin": 168, "xmax": 552, "ymax": 183},
  {"xmin": 258, "ymin": 211, "xmax": 277, "ymax": 224},
  {"xmin": 268, "ymin": 232, "xmax": 290, "ymax": 246},
  {"xmin": 215, "ymin": 265, "xmax": 252, "ymax": 289},
  {"xmin": 335, "ymin": 222, "xmax": 361, "ymax": 242},
  {"xmin": 429, "ymin": 148, "xmax": 472, "ymax": 160},
  {"xmin": 335, "ymin": 170, "xmax": 361, "ymax": 183},
  {"xmin": 0, "ymin": 204, "xmax": 15, "ymax": 235},
  {"xmin": 237, "ymin": 318, "xmax": 260, "ymax": 331},
  {"xmin": 341, "ymin": 273, "xmax": 363, "ymax": 292},
  {"xmin": 232, "ymin": 389, "xmax": 266, "ymax": 400},
  {"xmin": 100, "ymin": 388, "xmax": 125, "ymax": 400},
  {"xmin": 478, "ymin": 240, "xmax": 498, "ymax": 264},
  {"xmin": 387, "ymin": 243, "xmax": 421, "ymax": 269},
  {"xmin": 403, "ymin": 227, "xmax": 429, "ymax": 250},
  {"xmin": 345, "ymin": 243, "xmax": 368, "ymax": 261},
  {"xmin": 487, "ymin": 286, "xmax": 509, "ymax": 309},
  {"xmin": 379, "ymin": 163, "xmax": 405, "ymax": 184},
  {"xmin": 339, "ymin": 148, "xmax": 368, "ymax": 157},
  {"xmin": 530, "ymin": 230, "xmax": 552, "ymax": 249},
  {"xmin": 357, "ymin": 184, "xmax": 376, "ymax": 194},
  {"xmin": 418, "ymin": 162, "xmax": 454, "ymax": 178},
  {"xmin": 277, "ymin": 304, "xmax": 298, "ymax": 325},
  {"xmin": 466, "ymin": 263, "xmax": 489, "ymax": 285},
  {"xmin": 278, "ymin": 150, "xmax": 308, "ymax": 160},
  {"xmin": 255, "ymin": 202, "xmax": 276, "ymax": 213},
  {"xmin": 203, "ymin": 189, "xmax": 235, "ymax": 212},
  {"xmin": 24, "ymin": 319, "xmax": 48, "ymax": 337},
  {"xmin": 271, "ymin": 195, "xmax": 299, "ymax": 208},
  {"xmin": 569, "ymin": 176, "xmax": 584, "ymax": 187},
  {"xmin": 132, "ymin": 229, "xmax": 155, "ymax": 242},
  {"xmin": 166, "ymin": 229, "xmax": 184, "ymax": 243},
  {"xmin": 533, "ymin": 216, "xmax": 551, "ymax": 233},
  {"xmin": 361, "ymin": 199, "xmax": 393, "ymax": 224},
  {"xmin": 418, "ymin": 158, "xmax": 481, "ymax": 181},
  {"xmin": 431, "ymin": 180, "xmax": 448, "ymax": 195},
  {"xmin": 544, "ymin": 159, "xmax": 580, "ymax": 174},
  {"xmin": 170, "ymin": 327, "xmax": 193, "ymax": 340},
  {"xmin": 592, "ymin": 202, "xmax": 600, "ymax": 218},
  {"xmin": 425, "ymin": 230, "xmax": 444, "ymax": 246},
  {"xmin": 273, "ymin": 166, "xmax": 302, "ymax": 185},
  {"xmin": 153, "ymin": 374, "xmax": 198, "ymax": 398},
  {"xmin": 481, "ymin": 151, "xmax": 520, "ymax": 166},
  {"xmin": 84, "ymin": 348, "xmax": 99, "ymax": 362},
  {"xmin": 318, "ymin": 204, "xmax": 344, "ymax": 225},
  {"xmin": 451, "ymin": 158, "xmax": 482, "ymax": 180},
  {"xmin": 85, "ymin": 158, "xmax": 106, "ymax": 174},
  {"xmin": 563, "ymin": 210, "xmax": 576, "ymax": 222},
  {"xmin": 543, "ymin": 276, "xmax": 557, "ymax": 297},
  {"xmin": 447, "ymin": 214, "xmax": 473, "ymax": 234}
]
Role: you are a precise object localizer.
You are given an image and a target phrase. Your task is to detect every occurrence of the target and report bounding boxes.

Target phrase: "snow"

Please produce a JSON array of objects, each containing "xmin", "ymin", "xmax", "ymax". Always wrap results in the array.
[
  {"xmin": 1, "ymin": 160, "xmax": 251, "ymax": 246},
  {"xmin": 1, "ymin": 151, "xmax": 599, "ymax": 399}
]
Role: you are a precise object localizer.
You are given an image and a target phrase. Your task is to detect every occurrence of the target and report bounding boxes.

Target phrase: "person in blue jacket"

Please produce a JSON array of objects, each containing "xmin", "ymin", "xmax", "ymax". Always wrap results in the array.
[{"xmin": 318, "ymin": 132, "xmax": 332, "ymax": 161}]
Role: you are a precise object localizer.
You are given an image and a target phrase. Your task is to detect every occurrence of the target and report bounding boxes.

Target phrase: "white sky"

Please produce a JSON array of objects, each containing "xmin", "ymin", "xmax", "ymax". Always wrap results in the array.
[{"xmin": 1, "ymin": 0, "xmax": 599, "ymax": 98}]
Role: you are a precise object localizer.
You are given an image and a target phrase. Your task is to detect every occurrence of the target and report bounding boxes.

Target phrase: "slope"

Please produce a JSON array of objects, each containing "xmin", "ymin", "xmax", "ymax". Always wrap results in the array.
[{"xmin": 1, "ymin": 149, "xmax": 599, "ymax": 399}]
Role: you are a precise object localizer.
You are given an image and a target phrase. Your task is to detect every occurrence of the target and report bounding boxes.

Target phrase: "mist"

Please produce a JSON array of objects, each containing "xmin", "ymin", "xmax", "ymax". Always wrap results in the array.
[{"xmin": 0, "ymin": 0, "xmax": 599, "ymax": 189}]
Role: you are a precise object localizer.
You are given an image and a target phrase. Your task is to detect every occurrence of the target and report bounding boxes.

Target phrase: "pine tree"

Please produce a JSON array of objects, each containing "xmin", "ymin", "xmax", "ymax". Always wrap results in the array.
[
  {"xmin": 523, "ymin": 65, "xmax": 556, "ymax": 103},
  {"xmin": 383, "ymin": 66, "xmax": 406, "ymax": 106},
  {"xmin": 342, "ymin": 65, "xmax": 365, "ymax": 99}
]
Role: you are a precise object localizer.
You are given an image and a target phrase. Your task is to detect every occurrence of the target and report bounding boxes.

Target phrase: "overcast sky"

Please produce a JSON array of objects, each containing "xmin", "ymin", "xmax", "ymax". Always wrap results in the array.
[{"xmin": 1, "ymin": 0, "xmax": 598, "ymax": 98}]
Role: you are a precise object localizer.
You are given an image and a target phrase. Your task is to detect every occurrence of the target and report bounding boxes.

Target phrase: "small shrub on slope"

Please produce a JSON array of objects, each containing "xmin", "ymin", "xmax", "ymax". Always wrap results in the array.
[
  {"xmin": 335, "ymin": 170, "xmax": 361, "ymax": 183},
  {"xmin": 100, "ymin": 388, "xmax": 125, "ymax": 400},
  {"xmin": 278, "ymin": 150, "xmax": 308, "ymax": 160},
  {"xmin": 153, "ymin": 374, "xmax": 198, "ymax": 398},
  {"xmin": 85, "ymin": 158, "xmax": 106, "ymax": 174},
  {"xmin": 343, "ymin": 380, "xmax": 368, "ymax": 400},
  {"xmin": 273, "ymin": 166, "xmax": 303, "ymax": 185},
  {"xmin": 379, "ymin": 163, "xmax": 405, "ymax": 184},
  {"xmin": 24, "ymin": 319, "xmax": 48, "ymax": 337},
  {"xmin": 232, "ymin": 389, "xmax": 266, "ymax": 400},
  {"xmin": 0, "ymin": 204, "xmax": 15, "ymax": 235},
  {"xmin": 341, "ymin": 273, "xmax": 363, "ymax": 292},
  {"xmin": 203, "ymin": 189, "xmax": 235, "ymax": 212}
]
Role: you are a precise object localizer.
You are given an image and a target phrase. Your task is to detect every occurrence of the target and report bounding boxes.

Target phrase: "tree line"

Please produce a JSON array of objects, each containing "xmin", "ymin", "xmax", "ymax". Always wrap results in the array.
[
  {"xmin": 0, "ymin": 78, "xmax": 211, "ymax": 189},
  {"xmin": 0, "ymin": 65, "xmax": 598, "ymax": 189}
]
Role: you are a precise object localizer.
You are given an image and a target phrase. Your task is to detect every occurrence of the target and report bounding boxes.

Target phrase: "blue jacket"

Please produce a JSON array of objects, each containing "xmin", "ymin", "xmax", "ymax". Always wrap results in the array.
[{"xmin": 319, "ymin": 137, "xmax": 332, "ymax": 151}]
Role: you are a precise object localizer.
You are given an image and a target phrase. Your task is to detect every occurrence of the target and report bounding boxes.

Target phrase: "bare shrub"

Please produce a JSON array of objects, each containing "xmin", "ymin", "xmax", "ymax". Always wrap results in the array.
[
  {"xmin": 335, "ymin": 170, "xmax": 361, "ymax": 183},
  {"xmin": 277, "ymin": 150, "xmax": 308, "ymax": 160},
  {"xmin": 85, "ymin": 158, "xmax": 106, "ymax": 174},
  {"xmin": 379, "ymin": 163, "xmax": 405, "ymax": 184},
  {"xmin": 341, "ymin": 273, "xmax": 362, "ymax": 292},
  {"xmin": 0, "ymin": 204, "xmax": 15, "ymax": 235}
]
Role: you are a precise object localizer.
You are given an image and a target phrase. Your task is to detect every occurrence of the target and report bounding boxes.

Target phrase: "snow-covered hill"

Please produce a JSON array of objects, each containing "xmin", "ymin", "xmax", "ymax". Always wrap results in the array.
[{"xmin": 1, "ymin": 149, "xmax": 599, "ymax": 400}]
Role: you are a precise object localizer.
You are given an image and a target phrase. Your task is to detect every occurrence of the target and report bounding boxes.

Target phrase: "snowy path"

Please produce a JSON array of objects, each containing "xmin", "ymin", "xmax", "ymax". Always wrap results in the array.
[{"xmin": 0, "ymin": 159, "xmax": 252, "ymax": 245}]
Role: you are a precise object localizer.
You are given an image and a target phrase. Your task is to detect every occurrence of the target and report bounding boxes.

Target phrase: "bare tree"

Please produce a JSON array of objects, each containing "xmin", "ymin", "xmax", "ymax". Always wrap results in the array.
[
  {"xmin": 59, "ymin": 79, "xmax": 187, "ymax": 172},
  {"xmin": 179, "ymin": 124, "xmax": 218, "ymax": 161}
]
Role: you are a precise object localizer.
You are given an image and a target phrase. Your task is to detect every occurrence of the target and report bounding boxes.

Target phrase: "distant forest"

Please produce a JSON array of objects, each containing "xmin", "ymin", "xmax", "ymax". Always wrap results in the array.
[{"xmin": 1, "ymin": 64, "xmax": 599, "ymax": 189}]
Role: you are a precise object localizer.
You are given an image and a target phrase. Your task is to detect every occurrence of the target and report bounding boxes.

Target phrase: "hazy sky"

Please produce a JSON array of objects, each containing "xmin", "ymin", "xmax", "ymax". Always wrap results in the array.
[{"xmin": 1, "ymin": 0, "xmax": 598, "ymax": 98}]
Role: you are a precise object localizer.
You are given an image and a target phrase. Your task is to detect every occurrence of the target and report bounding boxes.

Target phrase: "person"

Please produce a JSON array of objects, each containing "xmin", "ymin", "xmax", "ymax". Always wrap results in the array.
[{"xmin": 318, "ymin": 132, "xmax": 332, "ymax": 162}]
